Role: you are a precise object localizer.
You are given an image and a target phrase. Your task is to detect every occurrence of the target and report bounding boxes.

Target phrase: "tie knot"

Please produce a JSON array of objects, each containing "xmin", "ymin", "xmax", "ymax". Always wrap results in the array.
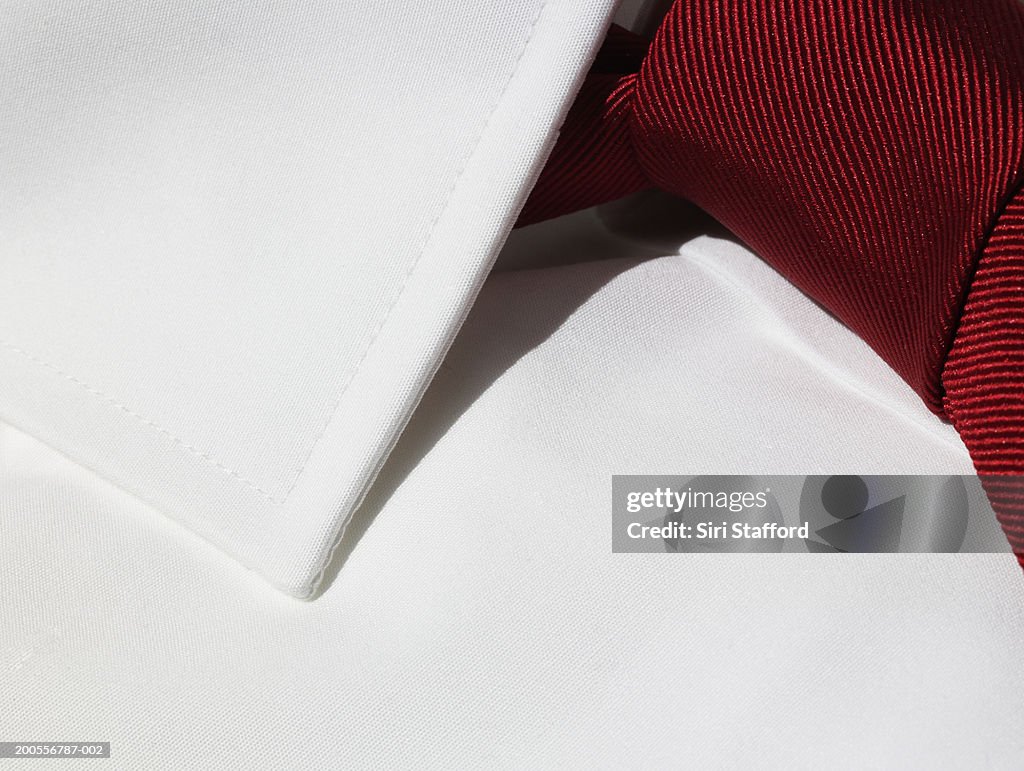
[{"xmin": 523, "ymin": 0, "xmax": 1024, "ymax": 413}]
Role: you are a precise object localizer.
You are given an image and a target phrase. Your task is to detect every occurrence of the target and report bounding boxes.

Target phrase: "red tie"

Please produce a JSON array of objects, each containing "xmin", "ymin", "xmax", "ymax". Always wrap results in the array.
[{"xmin": 521, "ymin": 0, "xmax": 1024, "ymax": 564}]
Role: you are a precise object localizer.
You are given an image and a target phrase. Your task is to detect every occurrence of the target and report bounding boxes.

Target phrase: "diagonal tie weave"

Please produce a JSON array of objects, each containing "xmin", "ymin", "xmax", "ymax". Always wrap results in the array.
[{"xmin": 520, "ymin": 0, "xmax": 1024, "ymax": 564}]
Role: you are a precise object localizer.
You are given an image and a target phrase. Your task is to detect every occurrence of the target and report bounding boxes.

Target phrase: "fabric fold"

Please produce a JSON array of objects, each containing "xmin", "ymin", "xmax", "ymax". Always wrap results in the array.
[
  {"xmin": 0, "ymin": 1, "xmax": 617, "ymax": 597},
  {"xmin": 520, "ymin": 0, "xmax": 1024, "ymax": 562}
]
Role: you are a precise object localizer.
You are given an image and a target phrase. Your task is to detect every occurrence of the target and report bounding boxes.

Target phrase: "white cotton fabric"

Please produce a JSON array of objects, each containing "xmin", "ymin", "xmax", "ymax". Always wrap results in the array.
[
  {"xmin": 0, "ymin": 0, "xmax": 617, "ymax": 596},
  {"xmin": 3, "ymin": 208, "xmax": 1023, "ymax": 768}
]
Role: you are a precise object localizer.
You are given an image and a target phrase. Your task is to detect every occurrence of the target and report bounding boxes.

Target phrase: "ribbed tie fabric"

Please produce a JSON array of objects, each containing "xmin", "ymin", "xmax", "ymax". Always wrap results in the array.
[{"xmin": 520, "ymin": 0, "xmax": 1024, "ymax": 563}]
